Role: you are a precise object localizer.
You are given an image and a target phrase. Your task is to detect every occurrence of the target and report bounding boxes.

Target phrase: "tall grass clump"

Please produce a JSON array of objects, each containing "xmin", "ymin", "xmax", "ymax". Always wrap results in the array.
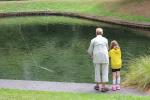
[{"xmin": 123, "ymin": 56, "xmax": 150, "ymax": 90}]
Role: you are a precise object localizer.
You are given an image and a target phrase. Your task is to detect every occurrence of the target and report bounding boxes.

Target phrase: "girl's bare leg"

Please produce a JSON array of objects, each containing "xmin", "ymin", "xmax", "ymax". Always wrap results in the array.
[
  {"xmin": 112, "ymin": 72, "xmax": 117, "ymax": 91},
  {"xmin": 116, "ymin": 71, "xmax": 121, "ymax": 90},
  {"xmin": 112, "ymin": 72, "xmax": 117, "ymax": 85}
]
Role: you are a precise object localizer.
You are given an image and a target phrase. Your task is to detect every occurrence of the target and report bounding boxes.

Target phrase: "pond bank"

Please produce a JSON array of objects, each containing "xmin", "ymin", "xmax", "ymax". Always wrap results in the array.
[
  {"xmin": 0, "ymin": 11, "xmax": 150, "ymax": 30},
  {"xmin": 0, "ymin": 79, "xmax": 148, "ymax": 96}
]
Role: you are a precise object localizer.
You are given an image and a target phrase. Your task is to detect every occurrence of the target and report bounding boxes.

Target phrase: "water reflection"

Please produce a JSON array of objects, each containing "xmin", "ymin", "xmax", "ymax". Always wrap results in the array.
[{"xmin": 0, "ymin": 21, "xmax": 149, "ymax": 83}]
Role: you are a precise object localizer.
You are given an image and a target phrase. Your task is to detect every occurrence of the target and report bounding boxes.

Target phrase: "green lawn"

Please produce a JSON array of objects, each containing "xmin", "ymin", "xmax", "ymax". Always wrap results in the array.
[
  {"xmin": 0, "ymin": 0, "xmax": 149, "ymax": 22},
  {"xmin": 0, "ymin": 89, "xmax": 149, "ymax": 100},
  {"xmin": 0, "ymin": 16, "xmax": 101, "ymax": 26}
]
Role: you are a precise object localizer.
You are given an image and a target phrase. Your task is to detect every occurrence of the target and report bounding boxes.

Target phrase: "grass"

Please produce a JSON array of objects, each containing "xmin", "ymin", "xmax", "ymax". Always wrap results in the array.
[
  {"xmin": 0, "ymin": 16, "xmax": 103, "ymax": 26},
  {"xmin": 0, "ymin": 0, "xmax": 149, "ymax": 22},
  {"xmin": 123, "ymin": 56, "xmax": 150, "ymax": 90},
  {"xmin": 0, "ymin": 89, "xmax": 150, "ymax": 100}
]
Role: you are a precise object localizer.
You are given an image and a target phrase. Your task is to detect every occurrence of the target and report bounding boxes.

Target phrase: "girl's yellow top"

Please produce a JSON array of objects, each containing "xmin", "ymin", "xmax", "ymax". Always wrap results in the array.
[{"xmin": 109, "ymin": 48, "xmax": 122, "ymax": 69}]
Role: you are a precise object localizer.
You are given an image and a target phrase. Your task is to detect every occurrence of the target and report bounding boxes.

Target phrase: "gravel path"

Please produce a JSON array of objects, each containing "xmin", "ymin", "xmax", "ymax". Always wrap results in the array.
[{"xmin": 0, "ymin": 79, "xmax": 148, "ymax": 96}]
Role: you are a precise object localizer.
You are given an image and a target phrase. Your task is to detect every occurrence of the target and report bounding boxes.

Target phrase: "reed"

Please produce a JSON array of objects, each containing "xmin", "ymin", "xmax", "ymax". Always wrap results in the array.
[{"xmin": 123, "ymin": 56, "xmax": 150, "ymax": 90}]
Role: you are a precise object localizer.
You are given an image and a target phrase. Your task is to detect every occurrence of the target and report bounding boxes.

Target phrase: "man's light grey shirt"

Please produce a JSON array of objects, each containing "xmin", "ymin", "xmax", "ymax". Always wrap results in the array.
[{"xmin": 88, "ymin": 35, "xmax": 109, "ymax": 63}]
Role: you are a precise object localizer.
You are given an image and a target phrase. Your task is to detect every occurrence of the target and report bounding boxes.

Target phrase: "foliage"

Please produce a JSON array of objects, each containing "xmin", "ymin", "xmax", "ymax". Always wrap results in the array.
[{"xmin": 123, "ymin": 56, "xmax": 150, "ymax": 90}]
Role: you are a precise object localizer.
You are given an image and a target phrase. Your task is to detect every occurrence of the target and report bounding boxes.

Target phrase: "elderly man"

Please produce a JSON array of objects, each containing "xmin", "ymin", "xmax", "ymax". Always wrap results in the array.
[{"xmin": 88, "ymin": 28, "xmax": 109, "ymax": 92}]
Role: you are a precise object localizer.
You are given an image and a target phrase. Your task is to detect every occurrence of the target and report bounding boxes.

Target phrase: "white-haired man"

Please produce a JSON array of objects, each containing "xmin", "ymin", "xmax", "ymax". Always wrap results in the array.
[{"xmin": 88, "ymin": 28, "xmax": 109, "ymax": 92}]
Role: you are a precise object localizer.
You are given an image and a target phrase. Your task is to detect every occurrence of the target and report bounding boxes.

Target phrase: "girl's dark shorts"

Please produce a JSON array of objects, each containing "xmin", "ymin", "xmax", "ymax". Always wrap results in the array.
[{"xmin": 112, "ymin": 68, "xmax": 120, "ymax": 72}]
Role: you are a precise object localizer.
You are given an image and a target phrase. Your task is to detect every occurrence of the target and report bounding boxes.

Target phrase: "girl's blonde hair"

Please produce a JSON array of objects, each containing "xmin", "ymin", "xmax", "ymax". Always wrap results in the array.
[{"xmin": 110, "ymin": 40, "xmax": 120, "ymax": 49}]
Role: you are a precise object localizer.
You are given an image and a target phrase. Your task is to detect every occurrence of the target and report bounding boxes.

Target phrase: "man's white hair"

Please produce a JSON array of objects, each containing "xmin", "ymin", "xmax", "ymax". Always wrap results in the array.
[{"xmin": 96, "ymin": 28, "xmax": 103, "ymax": 35}]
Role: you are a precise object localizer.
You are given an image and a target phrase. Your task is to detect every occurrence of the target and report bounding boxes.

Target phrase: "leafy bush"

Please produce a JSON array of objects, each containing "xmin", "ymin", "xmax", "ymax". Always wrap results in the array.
[{"xmin": 123, "ymin": 56, "xmax": 150, "ymax": 90}]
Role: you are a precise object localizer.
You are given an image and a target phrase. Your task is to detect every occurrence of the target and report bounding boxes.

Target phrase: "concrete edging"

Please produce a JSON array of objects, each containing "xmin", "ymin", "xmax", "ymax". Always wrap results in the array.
[{"xmin": 0, "ymin": 11, "xmax": 150, "ymax": 29}]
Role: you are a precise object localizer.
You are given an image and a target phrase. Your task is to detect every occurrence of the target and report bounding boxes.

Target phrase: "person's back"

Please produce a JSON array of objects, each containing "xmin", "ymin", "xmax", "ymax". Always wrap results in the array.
[
  {"xmin": 87, "ymin": 28, "xmax": 109, "ymax": 92},
  {"xmin": 109, "ymin": 40, "xmax": 122, "ymax": 91},
  {"xmin": 109, "ymin": 47, "xmax": 122, "ymax": 68},
  {"xmin": 91, "ymin": 35, "xmax": 109, "ymax": 63}
]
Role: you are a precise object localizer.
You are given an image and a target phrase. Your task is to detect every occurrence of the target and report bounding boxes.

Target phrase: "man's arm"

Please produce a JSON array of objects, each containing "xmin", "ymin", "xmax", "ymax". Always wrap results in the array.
[
  {"xmin": 87, "ymin": 40, "xmax": 94, "ymax": 58},
  {"xmin": 106, "ymin": 39, "xmax": 109, "ymax": 50}
]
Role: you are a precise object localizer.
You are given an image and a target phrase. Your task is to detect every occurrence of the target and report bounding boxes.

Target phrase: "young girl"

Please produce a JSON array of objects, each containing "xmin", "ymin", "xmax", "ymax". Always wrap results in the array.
[{"xmin": 109, "ymin": 40, "xmax": 122, "ymax": 91}]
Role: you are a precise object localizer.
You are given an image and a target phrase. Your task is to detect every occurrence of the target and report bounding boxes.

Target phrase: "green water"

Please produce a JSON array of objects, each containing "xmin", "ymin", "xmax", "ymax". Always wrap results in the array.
[{"xmin": 0, "ymin": 17, "xmax": 149, "ymax": 83}]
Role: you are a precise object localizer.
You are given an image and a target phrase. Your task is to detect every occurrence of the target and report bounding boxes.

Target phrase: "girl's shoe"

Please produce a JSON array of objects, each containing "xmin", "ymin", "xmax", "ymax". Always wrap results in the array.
[
  {"xmin": 112, "ymin": 85, "xmax": 116, "ymax": 91},
  {"xmin": 116, "ymin": 85, "xmax": 120, "ymax": 90}
]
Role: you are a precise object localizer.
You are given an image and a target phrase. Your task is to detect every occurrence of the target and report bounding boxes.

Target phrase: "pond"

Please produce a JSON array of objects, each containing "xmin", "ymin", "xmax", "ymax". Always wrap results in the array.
[{"xmin": 0, "ymin": 16, "xmax": 149, "ymax": 83}]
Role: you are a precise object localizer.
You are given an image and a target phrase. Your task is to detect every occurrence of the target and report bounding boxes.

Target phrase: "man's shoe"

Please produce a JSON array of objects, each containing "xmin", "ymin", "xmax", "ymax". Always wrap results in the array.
[
  {"xmin": 94, "ymin": 85, "xmax": 99, "ymax": 90},
  {"xmin": 101, "ymin": 87, "xmax": 109, "ymax": 92}
]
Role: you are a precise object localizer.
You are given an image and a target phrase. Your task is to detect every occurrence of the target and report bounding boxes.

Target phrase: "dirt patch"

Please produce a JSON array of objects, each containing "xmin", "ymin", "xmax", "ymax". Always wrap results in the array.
[
  {"xmin": 103, "ymin": 0, "xmax": 150, "ymax": 18},
  {"xmin": 146, "ymin": 88, "xmax": 150, "ymax": 95},
  {"xmin": 116, "ymin": 0, "xmax": 150, "ymax": 18}
]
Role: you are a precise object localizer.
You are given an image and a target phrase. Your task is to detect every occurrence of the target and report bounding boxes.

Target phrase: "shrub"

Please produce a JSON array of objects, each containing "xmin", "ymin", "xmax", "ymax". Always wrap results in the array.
[{"xmin": 123, "ymin": 56, "xmax": 150, "ymax": 90}]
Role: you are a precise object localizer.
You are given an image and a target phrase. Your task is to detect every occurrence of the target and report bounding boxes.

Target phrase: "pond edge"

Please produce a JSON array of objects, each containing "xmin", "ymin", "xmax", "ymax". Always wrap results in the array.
[{"xmin": 0, "ymin": 11, "xmax": 150, "ymax": 30}]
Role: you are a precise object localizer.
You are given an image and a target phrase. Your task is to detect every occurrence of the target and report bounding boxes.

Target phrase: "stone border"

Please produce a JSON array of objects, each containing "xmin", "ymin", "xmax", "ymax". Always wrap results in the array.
[{"xmin": 0, "ymin": 11, "xmax": 150, "ymax": 29}]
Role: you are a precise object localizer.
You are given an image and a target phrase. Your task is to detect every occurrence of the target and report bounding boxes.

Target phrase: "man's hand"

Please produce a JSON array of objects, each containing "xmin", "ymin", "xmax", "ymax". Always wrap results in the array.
[{"xmin": 89, "ymin": 55, "xmax": 93, "ymax": 59}]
